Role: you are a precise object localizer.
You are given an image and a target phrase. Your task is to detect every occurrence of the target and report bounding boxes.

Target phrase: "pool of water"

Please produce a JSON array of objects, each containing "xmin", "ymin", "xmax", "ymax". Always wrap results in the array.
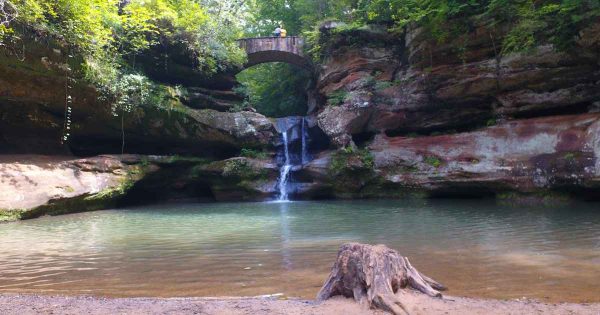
[{"xmin": 0, "ymin": 199, "xmax": 598, "ymax": 302}]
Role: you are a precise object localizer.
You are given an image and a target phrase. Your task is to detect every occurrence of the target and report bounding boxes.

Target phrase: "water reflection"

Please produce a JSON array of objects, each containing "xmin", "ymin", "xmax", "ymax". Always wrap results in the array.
[
  {"xmin": 0, "ymin": 199, "xmax": 598, "ymax": 302},
  {"xmin": 279, "ymin": 202, "xmax": 292, "ymax": 270}
]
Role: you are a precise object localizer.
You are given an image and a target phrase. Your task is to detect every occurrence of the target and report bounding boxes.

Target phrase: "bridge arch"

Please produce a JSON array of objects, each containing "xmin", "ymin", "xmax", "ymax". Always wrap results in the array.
[{"xmin": 237, "ymin": 37, "xmax": 312, "ymax": 71}]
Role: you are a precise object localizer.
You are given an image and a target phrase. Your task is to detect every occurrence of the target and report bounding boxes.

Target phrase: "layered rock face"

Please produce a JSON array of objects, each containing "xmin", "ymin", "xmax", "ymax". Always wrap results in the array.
[
  {"xmin": 0, "ymin": 153, "xmax": 283, "ymax": 221},
  {"xmin": 2, "ymin": 20, "xmax": 599, "ymax": 222},
  {"xmin": 0, "ymin": 29, "xmax": 282, "ymax": 220},
  {"xmin": 0, "ymin": 155, "xmax": 156, "ymax": 221},
  {"xmin": 306, "ymin": 21, "xmax": 600, "ymax": 200},
  {"xmin": 193, "ymin": 157, "xmax": 279, "ymax": 201},
  {"xmin": 0, "ymin": 29, "xmax": 276, "ymax": 156},
  {"xmin": 316, "ymin": 22, "xmax": 600, "ymax": 146},
  {"xmin": 299, "ymin": 114, "xmax": 599, "ymax": 199}
]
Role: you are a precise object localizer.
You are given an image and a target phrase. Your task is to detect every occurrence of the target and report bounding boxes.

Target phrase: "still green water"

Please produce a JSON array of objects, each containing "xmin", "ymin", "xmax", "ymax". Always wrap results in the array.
[{"xmin": 0, "ymin": 200, "xmax": 598, "ymax": 302}]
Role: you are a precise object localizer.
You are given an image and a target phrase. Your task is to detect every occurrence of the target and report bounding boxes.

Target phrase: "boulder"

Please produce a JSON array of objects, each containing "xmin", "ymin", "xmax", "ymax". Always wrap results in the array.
[
  {"xmin": 0, "ymin": 155, "xmax": 156, "ymax": 221},
  {"xmin": 193, "ymin": 157, "xmax": 279, "ymax": 201}
]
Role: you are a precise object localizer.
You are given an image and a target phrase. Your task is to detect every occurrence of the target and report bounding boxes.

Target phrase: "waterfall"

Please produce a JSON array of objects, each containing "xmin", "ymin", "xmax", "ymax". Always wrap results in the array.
[
  {"xmin": 276, "ymin": 116, "xmax": 312, "ymax": 202},
  {"xmin": 278, "ymin": 131, "xmax": 292, "ymax": 201},
  {"xmin": 301, "ymin": 117, "xmax": 309, "ymax": 165}
]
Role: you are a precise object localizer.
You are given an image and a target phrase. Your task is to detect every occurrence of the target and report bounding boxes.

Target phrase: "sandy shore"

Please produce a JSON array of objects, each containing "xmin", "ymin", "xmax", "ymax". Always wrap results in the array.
[{"xmin": 1, "ymin": 292, "xmax": 599, "ymax": 315}]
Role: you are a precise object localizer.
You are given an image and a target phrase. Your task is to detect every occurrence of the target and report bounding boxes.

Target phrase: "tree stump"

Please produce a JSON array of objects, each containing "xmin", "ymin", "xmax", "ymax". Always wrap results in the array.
[{"xmin": 317, "ymin": 243, "xmax": 447, "ymax": 315}]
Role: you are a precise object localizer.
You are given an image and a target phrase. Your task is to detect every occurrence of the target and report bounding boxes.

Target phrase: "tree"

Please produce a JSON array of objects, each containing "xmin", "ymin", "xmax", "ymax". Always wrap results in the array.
[
  {"xmin": 0, "ymin": 0, "xmax": 17, "ymax": 43},
  {"xmin": 236, "ymin": 62, "xmax": 311, "ymax": 117}
]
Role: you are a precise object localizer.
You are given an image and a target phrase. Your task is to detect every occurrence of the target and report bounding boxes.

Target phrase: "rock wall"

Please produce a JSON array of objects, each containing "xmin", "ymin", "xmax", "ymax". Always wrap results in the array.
[
  {"xmin": 297, "ymin": 114, "xmax": 599, "ymax": 200},
  {"xmin": 0, "ymin": 29, "xmax": 286, "ymax": 221},
  {"xmin": 2, "ymin": 20, "xmax": 599, "ymax": 222},
  {"xmin": 305, "ymin": 20, "xmax": 600, "ymax": 200},
  {"xmin": 315, "ymin": 22, "xmax": 600, "ymax": 146},
  {"xmin": 0, "ymin": 155, "xmax": 156, "ymax": 221},
  {"xmin": 0, "ymin": 28, "xmax": 275, "ymax": 157}
]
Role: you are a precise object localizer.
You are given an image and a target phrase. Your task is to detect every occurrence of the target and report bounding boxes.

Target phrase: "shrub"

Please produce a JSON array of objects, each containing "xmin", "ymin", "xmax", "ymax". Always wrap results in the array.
[
  {"xmin": 374, "ymin": 81, "xmax": 393, "ymax": 91},
  {"xmin": 424, "ymin": 156, "xmax": 442, "ymax": 168},
  {"xmin": 2, "ymin": 0, "xmax": 246, "ymax": 95},
  {"xmin": 327, "ymin": 90, "xmax": 349, "ymax": 106},
  {"xmin": 330, "ymin": 146, "xmax": 375, "ymax": 174},
  {"xmin": 240, "ymin": 148, "xmax": 269, "ymax": 159}
]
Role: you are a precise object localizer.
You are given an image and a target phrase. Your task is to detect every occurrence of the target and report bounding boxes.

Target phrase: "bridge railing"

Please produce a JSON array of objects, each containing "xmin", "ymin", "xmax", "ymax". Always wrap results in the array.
[
  {"xmin": 237, "ymin": 36, "xmax": 304, "ymax": 55},
  {"xmin": 236, "ymin": 36, "xmax": 309, "ymax": 69},
  {"xmin": 237, "ymin": 36, "xmax": 303, "ymax": 47},
  {"xmin": 237, "ymin": 36, "xmax": 301, "ymax": 40}
]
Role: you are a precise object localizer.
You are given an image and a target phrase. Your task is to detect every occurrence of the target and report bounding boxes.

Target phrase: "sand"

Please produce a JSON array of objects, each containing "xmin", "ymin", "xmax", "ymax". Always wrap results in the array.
[{"xmin": 1, "ymin": 292, "xmax": 599, "ymax": 315}]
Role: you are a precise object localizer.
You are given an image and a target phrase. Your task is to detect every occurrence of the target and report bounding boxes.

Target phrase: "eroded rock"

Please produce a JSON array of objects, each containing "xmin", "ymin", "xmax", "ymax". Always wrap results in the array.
[
  {"xmin": 297, "ymin": 114, "xmax": 600, "ymax": 200},
  {"xmin": 0, "ymin": 29, "xmax": 275, "ymax": 157},
  {"xmin": 193, "ymin": 157, "xmax": 279, "ymax": 201},
  {"xmin": 0, "ymin": 155, "xmax": 156, "ymax": 221},
  {"xmin": 315, "ymin": 20, "xmax": 600, "ymax": 146}
]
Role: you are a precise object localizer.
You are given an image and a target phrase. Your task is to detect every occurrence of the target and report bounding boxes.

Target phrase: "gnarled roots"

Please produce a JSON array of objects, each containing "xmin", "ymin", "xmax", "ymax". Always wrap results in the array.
[{"xmin": 317, "ymin": 243, "xmax": 447, "ymax": 315}]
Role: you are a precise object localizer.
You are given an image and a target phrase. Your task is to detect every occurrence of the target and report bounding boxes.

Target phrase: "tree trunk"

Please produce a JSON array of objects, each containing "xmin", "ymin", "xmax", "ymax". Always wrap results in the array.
[{"xmin": 317, "ymin": 243, "xmax": 447, "ymax": 315}]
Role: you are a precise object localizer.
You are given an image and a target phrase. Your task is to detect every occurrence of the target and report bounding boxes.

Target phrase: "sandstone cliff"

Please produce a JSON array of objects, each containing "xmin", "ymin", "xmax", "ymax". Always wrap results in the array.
[
  {"xmin": 315, "ymin": 21, "xmax": 600, "ymax": 146},
  {"xmin": 1, "ymin": 20, "xmax": 599, "ymax": 221},
  {"xmin": 0, "ymin": 28, "xmax": 275, "ymax": 156},
  {"xmin": 298, "ymin": 20, "xmax": 600, "ymax": 201}
]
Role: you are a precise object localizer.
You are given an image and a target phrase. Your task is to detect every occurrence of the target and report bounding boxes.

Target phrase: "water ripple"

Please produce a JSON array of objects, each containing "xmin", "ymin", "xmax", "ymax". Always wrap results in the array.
[{"xmin": 0, "ymin": 199, "xmax": 598, "ymax": 302}]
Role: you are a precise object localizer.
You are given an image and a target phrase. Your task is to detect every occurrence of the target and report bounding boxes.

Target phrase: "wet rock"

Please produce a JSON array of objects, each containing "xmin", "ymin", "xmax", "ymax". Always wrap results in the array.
[
  {"xmin": 193, "ymin": 157, "xmax": 279, "ymax": 201},
  {"xmin": 296, "ymin": 114, "xmax": 600, "ymax": 200}
]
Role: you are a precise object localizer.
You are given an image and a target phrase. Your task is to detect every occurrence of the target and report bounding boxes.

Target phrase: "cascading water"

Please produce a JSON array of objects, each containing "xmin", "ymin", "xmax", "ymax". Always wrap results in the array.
[
  {"xmin": 275, "ymin": 117, "xmax": 311, "ymax": 201},
  {"xmin": 301, "ymin": 117, "xmax": 309, "ymax": 165},
  {"xmin": 278, "ymin": 131, "xmax": 292, "ymax": 201}
]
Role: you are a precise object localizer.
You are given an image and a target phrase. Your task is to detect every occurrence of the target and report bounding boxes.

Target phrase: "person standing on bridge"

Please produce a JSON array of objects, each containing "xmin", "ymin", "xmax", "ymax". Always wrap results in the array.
[
  {"xmin": 273, "ymin": 26, "xmax": 281, "ymax": 37},
  {"xmin": 280, "ymin": 27, "xmax": 287, "ymax": 38}
]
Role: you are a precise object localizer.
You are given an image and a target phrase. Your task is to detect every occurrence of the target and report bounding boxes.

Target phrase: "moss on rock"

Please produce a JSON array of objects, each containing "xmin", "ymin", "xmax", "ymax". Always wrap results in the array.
[
  {"xmin": 0, "ymin": 159, "xmax": 153, "ymax": 222},
  {"xmin": 496, "ymin": 191, "xmax": 573, "ymax": 206},
  {"xmin": 0, "ymin": 209, "xmax": 25, "ymax": 222}
]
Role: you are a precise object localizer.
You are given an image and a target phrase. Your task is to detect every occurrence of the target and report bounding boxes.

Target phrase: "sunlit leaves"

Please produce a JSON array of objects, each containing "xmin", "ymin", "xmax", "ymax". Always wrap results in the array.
[
  {"xmin": 0, "ymin": 0, "xmax": 18, "ymax": 42},
  {"xmin": 236, "ymin": 63, "xmax": 310, "ymax": 117}
]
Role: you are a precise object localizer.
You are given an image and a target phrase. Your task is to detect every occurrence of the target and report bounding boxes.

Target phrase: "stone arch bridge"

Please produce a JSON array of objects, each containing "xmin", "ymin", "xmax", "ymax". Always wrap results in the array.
[{"xmin": 237, "ymin": 37, "xmax": 312, "ymax": 71}]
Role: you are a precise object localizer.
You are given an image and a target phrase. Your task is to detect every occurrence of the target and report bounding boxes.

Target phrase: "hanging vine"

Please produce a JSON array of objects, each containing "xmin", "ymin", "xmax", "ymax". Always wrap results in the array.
[
  {"xmin": 61, "ymin": 50, "xmax": 74, "ymax": 144},
  {"xmin": 110, "ymin": 73, "xmax": 151, "ymax": 154}
]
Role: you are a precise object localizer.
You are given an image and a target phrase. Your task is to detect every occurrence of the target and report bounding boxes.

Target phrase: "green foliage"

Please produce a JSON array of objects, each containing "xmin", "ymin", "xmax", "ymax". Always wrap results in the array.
[
  {"xmin": 563, "ymin": 152, "xmax": 576, "ymax": 161},
  {"xmin": 298, "ymin": 0, "xmax": 599, "ymax": 59},
  {"xmin": 2, "ymin": 0, "xmax": 246, "ymax": 100},
  {"xmin": 424, "ymin": 155, "xmax": 442, "ymax": 168},
  {"xmin": 493, "ymin": 0, "xmax": 600, "ymax": 53},
  {"xmin": 222, "ymin": 158, "xmax": 269, "ymax": 180},
  {"xmin": 240, "ymin": 148, "xmax": 269, "ymax": 159},
  {"xmin": 0, "ymin": 0, "xmax": 17, "ymax": 42},
  {"xmin": 326, "ymin": 90, "xmax": 348, "ymax": 106},
  {"xmin": 359, "ymin": 0, "xmax": 600, "ymax": 53},
  {"xmin": 359, "ymin": 149, "xmax": 375, "ymax": 169},
  {"xmin": 0, "ymin": 208, "xmax": 23, "ymax": 222},
  {"xmin": 248, "ymin": 0, "xmax": 363, "ymax": 36},
  {"xmin": 303, "ymin": 27, "xmax": 323, "ymax": 60},
  {"xmin": 304, "ymin": 22, "xmax": 390, "ymax": 62},
  {"xmin": 109, "ymin": 73, "xmax": 151, "ymax": 115},
  {"xmin": 374, "ymin": 81, "xmax": 393, "ymax": 91},
  {"xmin": 236, "ymin": 63, "xmax": 311, "ymax": 117},
  {"xmin": 330, "ymin": 146, "xmax": 375, "ymax": 174}
]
